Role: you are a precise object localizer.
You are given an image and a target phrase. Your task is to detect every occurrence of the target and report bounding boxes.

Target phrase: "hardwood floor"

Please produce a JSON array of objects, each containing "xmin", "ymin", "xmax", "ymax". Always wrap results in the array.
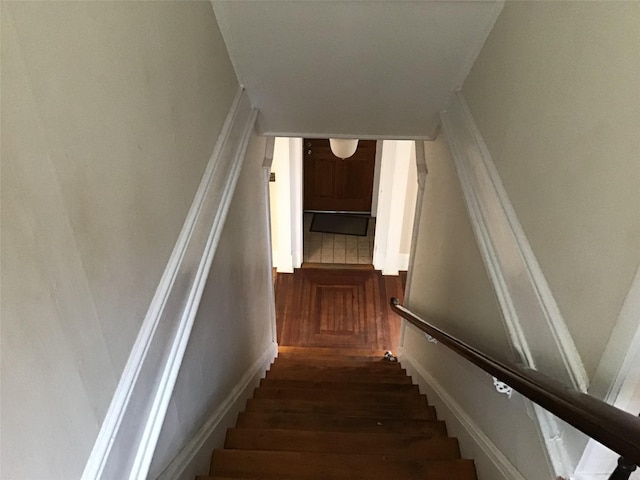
[{"xmin": 275, "ymin": 268, "xmax": 405, "ymax": 352}]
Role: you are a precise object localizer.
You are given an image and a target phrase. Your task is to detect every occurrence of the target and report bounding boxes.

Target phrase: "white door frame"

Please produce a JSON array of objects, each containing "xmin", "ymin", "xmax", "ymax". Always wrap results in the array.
[
  {"xmin": 289, "ymin": 138, "xmax": 304, "ymax": 269},
  {"xmin": 282, "ymin": 138, "xmax": 419, "ymax": 276},
  {"xmin": 372, "ymin": 140, "xmax": 417, "ymax": 275}
]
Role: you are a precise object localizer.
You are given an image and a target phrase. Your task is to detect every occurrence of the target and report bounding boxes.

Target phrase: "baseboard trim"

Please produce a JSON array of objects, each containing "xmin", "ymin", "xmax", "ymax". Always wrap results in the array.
[
  {"xmin": 398, "ymin": 347, "xmax": 527, "ymax": 480},
  {"xmin": 156, "ymin": 342, "xmax": 278, "ymax": 480},
  {"xmin": 82, "ymin": 87, "xmax": 258, "ymax": 480},
  {"xmin": 398, "ymin": 253, "xmax": 410, "ymax": 272},
  {"xmin": 573, "ymin": 475, "xmax": 611, "ymax": 480}
]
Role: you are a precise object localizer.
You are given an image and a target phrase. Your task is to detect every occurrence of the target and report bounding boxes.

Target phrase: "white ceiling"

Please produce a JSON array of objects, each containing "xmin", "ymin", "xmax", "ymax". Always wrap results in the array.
[{"xmin": 212, "ymin": 1, "xmax": 503, "ymax": 140}]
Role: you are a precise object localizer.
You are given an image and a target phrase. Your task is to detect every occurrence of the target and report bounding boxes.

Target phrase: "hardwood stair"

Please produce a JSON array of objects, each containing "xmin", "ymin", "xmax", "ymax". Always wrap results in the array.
[{"xmin": 197, "ymin": 346, "xmax": 477, "ymax": 480}]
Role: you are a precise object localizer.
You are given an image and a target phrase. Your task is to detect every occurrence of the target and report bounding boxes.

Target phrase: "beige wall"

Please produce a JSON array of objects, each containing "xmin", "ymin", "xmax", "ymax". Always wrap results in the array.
[
  {"xmin": 463, "ymin": 1, "xmax": 640, "ymax": 380},
  {"xmin": 406, "ymin": 137, "xmax": 511, "ymax": 357},
  {"xmin": 0, "ymin": 2, "xmax": 238, "ymax": 478},
  {"xmin": 403, "ymin": 135, "xmax": 553, "ymax": 479},
  {"xmin": 149, "ymin": 132, "xmax": 274, "ymax": 480}
]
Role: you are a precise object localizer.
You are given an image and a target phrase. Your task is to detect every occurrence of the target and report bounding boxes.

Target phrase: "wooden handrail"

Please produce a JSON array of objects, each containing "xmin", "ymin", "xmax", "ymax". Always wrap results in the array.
[{"xmin": 389, "ymin": 298, "xmax": 640, "ymax": 465}]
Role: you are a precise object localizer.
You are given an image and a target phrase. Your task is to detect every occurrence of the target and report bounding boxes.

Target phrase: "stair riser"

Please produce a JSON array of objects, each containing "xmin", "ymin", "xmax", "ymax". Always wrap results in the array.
[
  {"xmin": 224, "ymin": 428, "xmax": 461, "ymax": 458},
  {"xmin": 208, "ymin": 450, "xmax": 476, "ymax": 480},
  {"xmin": 246, "ymin": 399, "xmax": 436, "ymax": 419},
  {"xmin": 273, "ymin": 359, "xmax": 403, "ymax": 370},
  {"xmin": 265, "ymin": 371, "xmax": 412, "ymax": 384},
  {"xmin": 269, "ymin": 363, "xmax": 405, "ymax": 374},
  {"xmin": 236, "ymin": 412, "xmax": 448, "ymax": 435},
  {"xmin": 259, "ymin": 378, "xmax": 420, "ymax": 393},
  {"xmin": 205, "ymin": 350, "xmax": 476, "ymax": 480},
  {"xmin": 253, "ymin": 387, "xmax": 428, "ymax": 407},
  {"xmin": 276, "ymin": 353, "xmax": 392, "ymax": 363}
]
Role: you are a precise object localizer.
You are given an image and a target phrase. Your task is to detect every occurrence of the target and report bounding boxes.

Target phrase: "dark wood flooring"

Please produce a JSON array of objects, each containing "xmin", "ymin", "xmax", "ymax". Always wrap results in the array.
[{"xmin": 275, "ymin": 268, "xmax": 405, "ymax": 352}]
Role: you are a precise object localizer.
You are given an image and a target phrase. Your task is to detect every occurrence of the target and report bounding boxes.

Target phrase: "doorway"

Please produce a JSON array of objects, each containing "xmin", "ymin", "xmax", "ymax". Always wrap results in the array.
[
  {"xmin": 302, "ymin": 138, "xmax": 377, "ymax": 266},
  {"xmin": 269, "ymin": 137, "xmax": 418, "ymax": 275}
]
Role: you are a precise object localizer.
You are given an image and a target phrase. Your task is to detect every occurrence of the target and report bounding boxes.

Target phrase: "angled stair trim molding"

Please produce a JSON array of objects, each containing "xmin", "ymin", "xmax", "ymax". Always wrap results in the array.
[
  {"xmin": 156, "ymin": 342, "xmax": 278, "ymax": 480},
  {"xmin": 398, "ymin": 346, "xmax": 527, "ymax": 480},
  {"xmin": 576, "ymin": 263, "xmax": 640, "ymax": 478},
  {"xmin": 440, "ymin": 91, "xmax": 589, "ymax": 476},
  {"xmin": 81, "ymin": 88, "xmax": 258, "ymax": 480},
  {"xmin": 404, "ymin": 140, "xmax": 428, "ymax": 295},
  {"xmin": 262, "ymin": 137, "xmax": 278, "ymax": 344},
  {"xmin": 440, "ymin": 91, "xmax": 588, "ymax": 391}
]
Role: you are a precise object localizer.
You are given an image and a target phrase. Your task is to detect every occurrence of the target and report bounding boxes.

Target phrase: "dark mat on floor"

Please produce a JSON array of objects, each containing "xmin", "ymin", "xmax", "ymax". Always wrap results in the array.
[{"xmin": 310, "ymin": 213, "xmax": 369, "ymax": 236}]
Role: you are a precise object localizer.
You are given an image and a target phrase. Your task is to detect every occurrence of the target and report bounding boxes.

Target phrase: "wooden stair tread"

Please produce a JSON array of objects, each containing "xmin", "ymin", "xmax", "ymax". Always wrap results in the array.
[
  {"xmin": 272, "ymin": 358, "xmax": 403, "ymax": 369},
  {"xmin": 265, "ymin": 369, "xmax": 412, "ymax": 384},
  {"xmin": 246, "ymin": 398, "xmax": 436, "ymax": 419},
  {"xmin": 195, "ymin": 347, "xmax": 476, "ymax": 480},
  {"xmin": 207, "ymin": 450, "xmax": 476, "ymax": 480},
  {"xmin": 259, "ymin": 378, "xmax": 419, "ymax": 393},
  {"xmin": 236, "ymin": 412, "xmax": 448, "ymax": 435},
  {"xmin": 277, "ymin": 346, "xmax": 389, "ymax": 358},
  {"xmin": 276, "ymin": 354, "xmax": 393, "ymax": 363},
  {"xmin": 225, "ymin": 428, "xmax": 460, "ymax": 457},
  {"xmin": 253, "ymin": 387, "xmax": 427, "ymax": 406},
  {"xmin": 269, "ymin": 361, "xmax": 404, "ymax": 372}
]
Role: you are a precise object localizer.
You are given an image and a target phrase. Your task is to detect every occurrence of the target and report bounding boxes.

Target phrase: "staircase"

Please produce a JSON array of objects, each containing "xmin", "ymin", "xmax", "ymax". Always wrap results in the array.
[{"xmin": 197, "ymin": 346, "xmax": 477, "ymax": 480}]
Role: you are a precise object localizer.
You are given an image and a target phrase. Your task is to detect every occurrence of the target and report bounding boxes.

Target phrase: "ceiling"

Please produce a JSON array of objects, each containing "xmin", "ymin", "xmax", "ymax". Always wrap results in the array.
[{"xmin": 212, "ymin": 1, "xmax": 503, "ymax": 140}]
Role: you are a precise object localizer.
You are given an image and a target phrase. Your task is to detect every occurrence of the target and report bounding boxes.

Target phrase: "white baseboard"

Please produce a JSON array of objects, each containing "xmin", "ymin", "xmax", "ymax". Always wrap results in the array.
[
  {"xmin": 156, "ymin": 342, "xmax": 278, "ymax": 480},
  {"xmin": 82, "ymin": 87, "xmax": 258, "ymax": 480},
  {"xmin": 573, "ymin": 475, "xmax": 612, "ymax": 480},
  {"xmin": 398, "ymin": 347, "xmax": 527, "ymax": 480},
  {"xmin": 398, "ymin": 253, "xmax": 410, "ymax": 272},
  {"xmin": 275, "ymin": 254, "xmax": 294, "ymax": 274}
]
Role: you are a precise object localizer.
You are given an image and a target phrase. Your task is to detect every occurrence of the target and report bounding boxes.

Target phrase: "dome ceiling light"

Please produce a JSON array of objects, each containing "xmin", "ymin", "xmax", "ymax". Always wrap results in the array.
[{"xmin": 329, "ymin": 138, "xmax": 359, "ymax": 159}]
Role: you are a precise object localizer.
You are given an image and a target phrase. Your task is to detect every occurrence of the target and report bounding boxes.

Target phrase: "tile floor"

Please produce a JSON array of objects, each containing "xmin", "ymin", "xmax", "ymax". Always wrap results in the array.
[{"xmin": 303, "ymin": 213, "xmax": 375, "ymax": 265}]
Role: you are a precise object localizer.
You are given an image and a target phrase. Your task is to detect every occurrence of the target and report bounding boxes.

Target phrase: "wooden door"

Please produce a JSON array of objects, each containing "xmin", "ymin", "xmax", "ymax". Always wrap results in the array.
[{"xmin": 303, "ymin": 139, "xmax": 376, "ymax": 213}]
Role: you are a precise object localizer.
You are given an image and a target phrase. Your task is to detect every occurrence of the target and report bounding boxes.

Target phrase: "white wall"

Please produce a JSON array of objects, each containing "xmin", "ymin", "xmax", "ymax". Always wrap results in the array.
[
  {"xmin": 405, "ymin": 3, "xmax": 640, "ymax": 478},
  {"xmin": 269, "ymin": 137, "xmax": 303, "ymax": 272},
  {"xmin": 400, "ymin": 146, "xmax": 418, "ymax": 256},
  {"xmin": 0, "ymin": 2, "xmax": 238, "ymax": 478},
  {"xmin": 269, "ymin": 138, "xmax": 287, "ymax": 269},
  {"xmin": 402, "ymin": 134, "xmax": 554, "ymax": 480},
  {"xmin": 374, "ymin": 140, "xmax": 418, "ymax": 274},
  {"xmin": 462, "ymin": 1, "xmax": 640, "ymax": 381},
  {"xmin": 149, "ymin": 132, "xmax": 276, "ymax": 480}
]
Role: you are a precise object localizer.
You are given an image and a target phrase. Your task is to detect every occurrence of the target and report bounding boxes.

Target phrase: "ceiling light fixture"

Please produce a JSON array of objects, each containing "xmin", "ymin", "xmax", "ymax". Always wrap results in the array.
[{"xmin": 329, "ymin": 138, "xmax": 359, "ymax": 159}]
